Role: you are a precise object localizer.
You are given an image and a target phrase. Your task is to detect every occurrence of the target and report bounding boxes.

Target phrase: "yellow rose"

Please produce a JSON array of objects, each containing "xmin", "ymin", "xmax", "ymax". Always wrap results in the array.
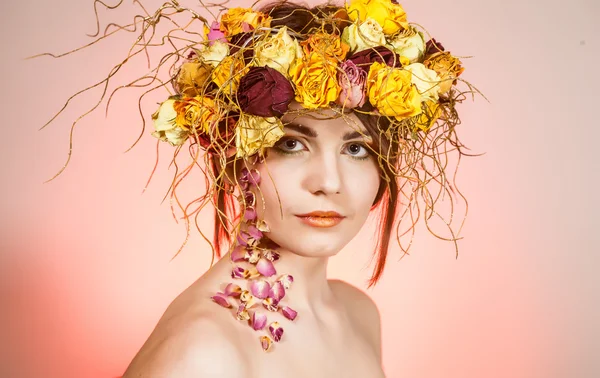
[
  {"xmin": 254, "ymin": 26, "xmax": 302, "ymax": 76},
  {"xmin": 151, "ymin": 99, "xmax": 190, "ymax": 146},
  {"xmin": 415, "ymin": 100, "xmax": 441, "ymax": 132},
  {"xmin": 301, "ymin": 32, "xmax": 349, "ymax": 61},
  {"xmin": 404, "ymin": 63, "xmax": 441, "ymax": 102},
  {"xmin": 424, "ymin": 51, "xmax": 464, "ymax": 94},
  {"xmin": 219, "ymin": 8, "xmax": 271, "ymax": 37},
  {"xmin": 235, "ymin": 114, "xmax": 284, "ymax": 157},
  {"xmin": 197, "ymin": 40, "xmax": 229, "ymax": 67},
  {"xmin": 211, "ymin": 55, "xmax": 249, "ymax": 95},
  {"xmin": 341, "ymin": 18, "xmax": 386, "ymax": 53},
  {"xmin": 173, "ymin": 61, "xmax": 213, "ymax": 97},
  {"xmin": 172, "ymin": 96, "xmax": 220, "ymax": 134},
  {"xmin": 389, "ymin": 27, "xmax": 425, "ymax": 63},
  {"xmin": 289, "ymin": 53, "xmax": 340, "ymax": 109},
  {"xmin": 346, "ymin": 0, "xmax": 409, "ymax": 36},
  {"xmin": 367, "ymin": 61, "xmax": 422, "ymax": 120}
]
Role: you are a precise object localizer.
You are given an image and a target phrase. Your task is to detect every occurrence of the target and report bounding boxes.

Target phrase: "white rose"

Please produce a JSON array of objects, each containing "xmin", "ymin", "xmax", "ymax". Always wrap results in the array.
[
  {"xmin": 404, "ymin": 63, "xmax": 441, "ymax": 102},
  {"xmin": 198, "ymin": 40, "xmax": 229, "ymax": 67},
  {"xmin": 254, "ymin": 26, "xmax": 302, "ymax": 76},
  {"xmin": 342, "ymin": 18, "xmax": 386, "ymax": 53},
  {"xmin": 151, "ymin": 99, "xmax": 190, "ymax": 146},
  {"xmin": 389, "ymin": 28, "xmax": 425, "ymax": 63},
  {"xmin": 235, "ymin": 115, "xmax": 284, "ymax": 157}
]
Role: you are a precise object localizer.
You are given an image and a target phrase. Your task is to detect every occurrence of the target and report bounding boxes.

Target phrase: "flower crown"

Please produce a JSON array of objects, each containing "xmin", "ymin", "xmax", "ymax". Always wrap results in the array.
[{"xmin": 151, "ymin": 0, "xmax": 470, "ymax": 159}]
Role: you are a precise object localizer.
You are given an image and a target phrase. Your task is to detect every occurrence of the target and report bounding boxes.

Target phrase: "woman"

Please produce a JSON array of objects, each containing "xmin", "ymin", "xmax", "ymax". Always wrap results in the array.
[
  {"xmin": 41, "ymin": 0, "xmax": 472, "ymax": 376},
  {"xmin": 122, "ymin": 102, "xmax": 388, "ymax": 377}
]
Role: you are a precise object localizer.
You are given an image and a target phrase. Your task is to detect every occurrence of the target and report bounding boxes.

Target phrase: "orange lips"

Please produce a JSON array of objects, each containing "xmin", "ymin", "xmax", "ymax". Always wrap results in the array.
[{"xmin": 295, "ymin": 211, "xmax": 345, "ymax": 228}]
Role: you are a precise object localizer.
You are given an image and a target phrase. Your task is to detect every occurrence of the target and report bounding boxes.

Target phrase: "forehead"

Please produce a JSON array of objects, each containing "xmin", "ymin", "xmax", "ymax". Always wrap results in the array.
[{"xmin": 282, "ymin": 102, "xmax": 367, "ymax": 135}]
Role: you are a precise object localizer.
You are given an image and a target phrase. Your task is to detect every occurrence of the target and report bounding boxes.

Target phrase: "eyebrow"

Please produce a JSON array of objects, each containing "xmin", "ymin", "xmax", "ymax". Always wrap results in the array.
[{"xmin": 284, "ymin": 122, "xmax": 371, "ymax": 142}]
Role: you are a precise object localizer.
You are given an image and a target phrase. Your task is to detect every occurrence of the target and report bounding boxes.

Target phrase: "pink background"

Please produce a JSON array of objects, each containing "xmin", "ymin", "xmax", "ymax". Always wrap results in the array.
[{"xmin": 1, "ymin": 0, "xmax": 598, "ymax": 377}]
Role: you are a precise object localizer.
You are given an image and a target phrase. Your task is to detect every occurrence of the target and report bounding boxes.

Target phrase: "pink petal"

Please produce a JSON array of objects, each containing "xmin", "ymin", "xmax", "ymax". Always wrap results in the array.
[
  {"xmin": 263, "ymin": 250, "xmax": 280, "ymax": 262},
  {"xmin": 230, "ymin": 245, "xmax": 246, "ymax": 262},
  {"xmin": 252, "ymin": 312, "xmax": 267, "ymax": 330},
  {"xmin": 246, "ymin": 249, "xmax": 261, "ymax": 264},
  {"xmin": 260, "ymin": 336, "xmax": 272, "ymax": 352},
  {"xmin": 231, "ymin": 266, "xmax": 247, "ymax": 279},
  {"xmin": 244, "ymin": 207, "xmax": 257, "ymax": 221},
  {"xmin": 236, "ymin": 231, "xmax": 250, "ymax": 247},
  {"xmin": 263, "ymin": 297, "xmax": 279, "ymax": 312},
  {"xmin": 279, "ymin": 274, "xmax": 294, "ymax": 289},
  {"xmin": 244, "ymin": 191, "xmax": 256, "ymax": 207},
  {"xmin": 236, "ymin": 304, "xmax": 250, "ymax": 321},
  {"xmin": 224, "ymin": 283, "xmax": 242, "ymax": 297},
  {"xmin": 268, "ymin": 321, "xmax": 284, "ymax": 342},
  {"xmin": 207, "ymin": 21, "xmax": 226, "ymax": 46},
  {"xmin": 269, "ymin": 281, "xmax": 286, "ymax": 302},
  {"xmin": 257, "ymin": 258, "xmax": 276, "ymax": 277},
  {"xmin": 281, "ymin": 306, "xmax": 298, "ymax": 321},
  {"xmin": 250, "ymin": 280, "xmax": 271, "ymax": 299},
  {"xmin": 256, "ymin": 219, "xmax": 270, "ymax": 232},
  {"xmin": 240, "ymin": 168, "xmax": 261, "ymax": 187},
  {"xmin": 211, "ymin": 292, "xmax": 231, "ymax": 308},
  {"xmin": 247, "ymin": 225, "xmax": 263, "ymax": 241},
  {"xmin": 247, "ymin": 267, "xmax": 261, "ymax": 279}
]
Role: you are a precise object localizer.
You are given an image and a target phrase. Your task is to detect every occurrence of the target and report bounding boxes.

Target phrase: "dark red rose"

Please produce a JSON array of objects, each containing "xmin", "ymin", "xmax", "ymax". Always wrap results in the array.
[
  {"xmin": 229, "ymin": 32, "xmax": 256, "ymax": 64},
  {"xmin": 425, "ymin": 38, "xmax": 445, "ymax": 56},
  {"xmin": 236, "ymin": 66, "xmax": 294, "ymax": 118},
  {"xmin": 347, "ymin": 46, "xmax": 403, "ymax": 74}
]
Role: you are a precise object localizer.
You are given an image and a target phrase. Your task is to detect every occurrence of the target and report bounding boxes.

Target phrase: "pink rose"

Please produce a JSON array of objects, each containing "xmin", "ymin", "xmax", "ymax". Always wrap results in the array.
[
  {"xmin": 336, "ymin": 60, "xmax": 367, "ymax": 109},
  {"xmin": 207, "ymin": 21, "xmax": 226, "ymax": 45}
]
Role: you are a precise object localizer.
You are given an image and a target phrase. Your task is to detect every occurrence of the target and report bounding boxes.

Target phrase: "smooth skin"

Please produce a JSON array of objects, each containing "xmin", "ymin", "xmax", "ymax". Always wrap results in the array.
[{"xmin": 122, "ymin": 103, "xmax": 386, "ymax": 377}]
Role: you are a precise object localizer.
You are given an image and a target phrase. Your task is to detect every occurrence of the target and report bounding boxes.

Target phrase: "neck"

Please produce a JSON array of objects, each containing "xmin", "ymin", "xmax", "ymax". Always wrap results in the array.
[{"xmin": 271, "ymin": 248, "xmax": 335, "ymax": 312}]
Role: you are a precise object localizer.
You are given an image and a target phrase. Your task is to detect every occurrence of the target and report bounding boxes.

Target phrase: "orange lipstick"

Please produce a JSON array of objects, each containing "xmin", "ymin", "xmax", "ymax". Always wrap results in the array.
[{"xmin": 295, "ymin": 211, "xmax": 345, "ymax": 228}]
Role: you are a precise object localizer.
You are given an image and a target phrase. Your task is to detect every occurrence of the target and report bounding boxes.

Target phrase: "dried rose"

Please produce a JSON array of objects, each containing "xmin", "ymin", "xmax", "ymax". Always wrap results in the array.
[
  {"xmin": 336, "ymin": 60, "xmax": 367, "ymax": 108},
  {"xmin": 389, "ymin": 27, "xmax": 426, "ymax": 64},
  {"xmin": 367, "ymin": 61, "xmax": 422, "ymax": 120},
  {"xmin": 348, "ymin": 46, "xmax": 403, "ymax": 74},
  {"xmin": 235, "ymin": 115, "xmax": 284, "ymax": 157},
  {"xmin": 425, "ymin": 38, "xmax": 445, "ymax": 57},
  {"xmin": 236, "ymin": 66, "xmax": 295, "ymax": 118},
  {"xmin": 404, "ymin": 63, "xmax": 441, "ymax": 102},
  {"xmin": 289, "ymin": 53, "xmax": 340, "ymax": 109},
  {"xmin": 345, "ymin": 0, "xmax": 409, "ymax": 35},
  {"xmin": 342, "ymin": 18, "xmax": 386, "ymax": 53},
  {"xmin": 301, "ymin": 32, "xmax": 349, "ymax": 61},
  {"xmin": 424, "ymin": 51, "xmax": 464, "ymax": 94},
  {"xmin": 219, "ymin": 8, "xmax": 271, "ymax": 37},
  {"xmin": 173, "ymin": 61, "xmax": 212, "ymax": 97},
  {"xmin": 254, "ymin": 26, "xmax": 302, "ymax": 75}
]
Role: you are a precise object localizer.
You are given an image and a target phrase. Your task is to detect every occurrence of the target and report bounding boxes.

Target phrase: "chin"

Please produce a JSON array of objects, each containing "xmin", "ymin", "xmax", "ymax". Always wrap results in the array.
[{"xmin": 265, "ymin": 223, "xmax": 355, "ymax": 258}]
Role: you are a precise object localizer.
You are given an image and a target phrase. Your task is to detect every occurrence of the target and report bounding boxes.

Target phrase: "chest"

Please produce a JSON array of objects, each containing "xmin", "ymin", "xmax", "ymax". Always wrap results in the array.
[{"xmin": 247, "ymin": 326, "xmax": 385, "ymax": 378}]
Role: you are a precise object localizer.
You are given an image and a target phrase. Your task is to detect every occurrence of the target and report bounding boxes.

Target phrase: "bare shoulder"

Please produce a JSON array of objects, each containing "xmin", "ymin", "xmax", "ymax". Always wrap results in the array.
[
  {"xmin": 329, "ymin": 279, "xmax": 382, "ymax": 359},
  {"xmin": 122, "ymin": 282, "xmax": 249, "ymax": 377}
]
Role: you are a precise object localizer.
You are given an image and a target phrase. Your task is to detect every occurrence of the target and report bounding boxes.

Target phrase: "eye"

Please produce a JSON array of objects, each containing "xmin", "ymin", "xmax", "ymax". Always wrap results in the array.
[
  {"xmin": 344, "ymin": 143, "xmax": 370, "ymax": 159},
  {"xmin": 274, "ymin": 137, "xmax": 306, "ymax": 154}
]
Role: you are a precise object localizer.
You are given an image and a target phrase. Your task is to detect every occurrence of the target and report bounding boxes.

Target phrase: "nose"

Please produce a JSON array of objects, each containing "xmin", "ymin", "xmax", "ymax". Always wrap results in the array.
[{"xmin": 303, "ymin": 150, "xmax": 342, "ymax": 195}]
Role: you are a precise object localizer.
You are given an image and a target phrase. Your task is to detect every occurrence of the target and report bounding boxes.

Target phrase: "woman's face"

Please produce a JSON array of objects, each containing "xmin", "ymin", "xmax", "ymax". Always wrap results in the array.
[{"xmin": 251, "ymin": 105, "xmax": 381, "ymax": 258}]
